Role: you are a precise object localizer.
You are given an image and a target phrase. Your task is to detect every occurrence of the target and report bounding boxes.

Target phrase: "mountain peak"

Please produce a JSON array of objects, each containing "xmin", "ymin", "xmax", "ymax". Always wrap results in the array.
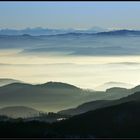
[
  {"xmin": 39, "ymin": 82, "xmax": 80, "ymax": 90},
  {"xmin": 96, "ymin": 29, "xmax": 140, "ymax": 36},
  {"xmin": 95, "ymin": 81, "xmax": 133, "ymax": 91}
]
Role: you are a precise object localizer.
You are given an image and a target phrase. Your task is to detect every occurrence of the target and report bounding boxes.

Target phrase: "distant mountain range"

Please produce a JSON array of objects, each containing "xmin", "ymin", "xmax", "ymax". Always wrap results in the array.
[
  {"xmin": 1, "ymin": 29, "xmax": 140, "ymax": 56},
  {"xmin": 1, "ymin": 28, "xmax": 140, "ymax": 36},
  {"xmin": 0, "ymin": 27, "xmax": 108, "ymax": 36},
  {"xmin": 49, "ymin": 29, "xmax": 140, "ymax": 36},
  {"xmin": 96, "ymin": 29, "xmax": 140, "ymax": 36}
]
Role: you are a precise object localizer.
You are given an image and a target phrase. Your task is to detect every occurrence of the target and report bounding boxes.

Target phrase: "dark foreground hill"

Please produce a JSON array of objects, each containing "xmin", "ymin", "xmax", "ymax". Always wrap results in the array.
[
  {"xmin": 51, "ymin": 100, "xmax": 140, "ymax": 138},
  {"xmin": 52, "ymin": 91, "xmax": 140, "ymax": 138},
  {"xmin": 58, "ymin": 100, "xmax": 112, "ymax": 115},
  {"xmin": 1, "ymin": 100, "xmax": 140, "ymax": 138},
  {"xmin": 1, "ymin": 92, "xmax": 140, "ymax": 138}
]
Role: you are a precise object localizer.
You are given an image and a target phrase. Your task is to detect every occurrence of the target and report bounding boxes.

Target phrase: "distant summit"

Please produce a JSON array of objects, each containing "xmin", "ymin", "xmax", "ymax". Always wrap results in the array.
[
  {"xmin": 0, "ymin": 27, "xmax": 107, "ymax": 36},
  {"xmin": 38, "ymin": 81, "xmax": 80, "ymax": 90},
  {"xmin": 96, "ymin": 29, "xmax": 140, "ymax": 36},
  {"xmin": 95, "ymin": 81, "xmax": 133, "ymax": 91},
  {"xmin": 22, "ymin": 34, "xmax": 31, "ymax": 37}
]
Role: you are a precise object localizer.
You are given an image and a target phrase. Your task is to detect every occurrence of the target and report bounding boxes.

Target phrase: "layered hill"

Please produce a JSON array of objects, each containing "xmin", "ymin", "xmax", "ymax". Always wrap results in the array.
[
  {"xmin": 0, "ymin": 82, "xmax": 86, "ymax": 112},
  {"xmin": 0, "ymin": 80, "xmax": 140, "ymax": 113},
  {"xmin": 0, "ymin": 106, "xmax": 40, "ymax": 118},
  {"xmin": 58, "ymin": 85, "xmax": 140, "ymax": 115},
  {"xmin": 51, "ymin": 91, "xmax": 140, "ymax": 138}
]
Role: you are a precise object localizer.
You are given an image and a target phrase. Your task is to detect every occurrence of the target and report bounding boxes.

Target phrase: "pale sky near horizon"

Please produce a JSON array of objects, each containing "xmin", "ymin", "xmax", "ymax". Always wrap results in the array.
[{"xmin": 0, "ymin": 2, "xmax": 140, "ymax": 29}]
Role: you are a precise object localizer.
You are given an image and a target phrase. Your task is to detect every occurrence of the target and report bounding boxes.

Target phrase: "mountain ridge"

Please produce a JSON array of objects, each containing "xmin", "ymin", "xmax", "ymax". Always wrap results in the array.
[
  {"xmin": 0, "ymin": 80, "xmax": 140, "ymax": 112},
  {"xmin": 0, "ymin": 27, "xmax": 107, "ymax": 36},
  {"xmin": 58, "ymin": 86, "xmax": 140, "ymax": 116},
  {"xmin": 0, "ymin": 78, "xmax": 22, "ymax": 87},
  {"xmin": 0, "ymin": 29, "xmax": 140, "ymax": 36}
]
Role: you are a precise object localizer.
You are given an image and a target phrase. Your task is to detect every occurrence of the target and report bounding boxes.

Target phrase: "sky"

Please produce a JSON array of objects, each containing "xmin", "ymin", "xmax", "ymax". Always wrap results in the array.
[{"xmin": 0, "ymin": 2, "xmax": 140, "ymax": 29}]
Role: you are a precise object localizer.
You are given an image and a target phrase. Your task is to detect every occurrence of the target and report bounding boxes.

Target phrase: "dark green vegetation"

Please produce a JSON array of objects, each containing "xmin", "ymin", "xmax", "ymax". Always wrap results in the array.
[
  {"xmin": 1, "ymin": 91, "xmax": 140, "ymax": 138},
  {"xmin": 51, "ymin": 101, "xmax": 140, "ymax": 138},
  {"xmin": 0, "ymin": 120, "xmax": 50, "ymax": 138},
  {"xmin": 50, "ymin": 91, "xmax": 140, "ymax": 138}
]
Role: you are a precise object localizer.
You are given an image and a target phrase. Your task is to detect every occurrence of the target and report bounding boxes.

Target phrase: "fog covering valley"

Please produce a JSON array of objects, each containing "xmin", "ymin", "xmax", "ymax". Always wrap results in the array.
[
  {"xmin": 1, "ymin": 29, "xmax": 140, "ymax": 138},
  {"xmin": 1, "ymin": 30, "xmax": 140, "ymax": 89},
  {"xmin": 1, "ymin": 30, "xmax": 140, "ymax": 112}
]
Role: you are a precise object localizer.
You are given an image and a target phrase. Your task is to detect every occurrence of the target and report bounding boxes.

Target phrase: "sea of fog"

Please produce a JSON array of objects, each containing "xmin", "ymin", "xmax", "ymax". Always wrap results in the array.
[{"xmin": 0, "ymin": 34, "xmax": 140, "ymax": 90}]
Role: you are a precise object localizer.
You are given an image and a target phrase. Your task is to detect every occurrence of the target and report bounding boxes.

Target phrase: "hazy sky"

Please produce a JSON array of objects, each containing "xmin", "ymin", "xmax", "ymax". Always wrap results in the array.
[{"xmin": 0, "ymin": 2, "xmax": 140, "ymax": 29}]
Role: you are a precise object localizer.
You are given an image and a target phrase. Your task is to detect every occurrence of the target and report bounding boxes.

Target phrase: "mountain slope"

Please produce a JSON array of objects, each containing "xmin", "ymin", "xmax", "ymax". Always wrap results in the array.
[
  {"xmin": 1, "ymin": 100, "xmax": 140, "ymax": 138},
  {"xmin": 58, "ymin": 86, "xmax": 140, "ymax": 116},
  {"xmin": 1, "ymin": 29, "xmax": 140, "ymax": 56},
  {"xmin": 0, "ymin": 82, "xmax": 86, "ymax": 112},
  {"xmin": 0, "ymin": 78, "xmax": 21, "ymax": 87},
  {"xmin": 51, "ymin": 100, "xmax": 140, "ymax": 138},
  {"xmin": 0, "ymin": 106, "xmax": 40, "ymax": 118},
  {"xmin": 0, "ymin": 81, "xmax": 140, "ymax": 112},
  {"xmin": 58, "ymin": 100, "xmax": 112, "ymax": 115}
]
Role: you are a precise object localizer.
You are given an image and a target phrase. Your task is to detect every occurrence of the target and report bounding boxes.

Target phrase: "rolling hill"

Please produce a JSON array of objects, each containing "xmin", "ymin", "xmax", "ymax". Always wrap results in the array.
[
  {"xmin": 58, "ymin": 86, "xmax": 140, "ymax": 116},
  {"xmin": 0, "ymin": 82, "xmax": 86, "ymax": 112},
  {"xmin": 0, "ymin": 80, "xmax": 140, "ymax": 112},
  {"xmin": 0, "ymin": 106, "xmax": 40, "ymax": 118}
]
